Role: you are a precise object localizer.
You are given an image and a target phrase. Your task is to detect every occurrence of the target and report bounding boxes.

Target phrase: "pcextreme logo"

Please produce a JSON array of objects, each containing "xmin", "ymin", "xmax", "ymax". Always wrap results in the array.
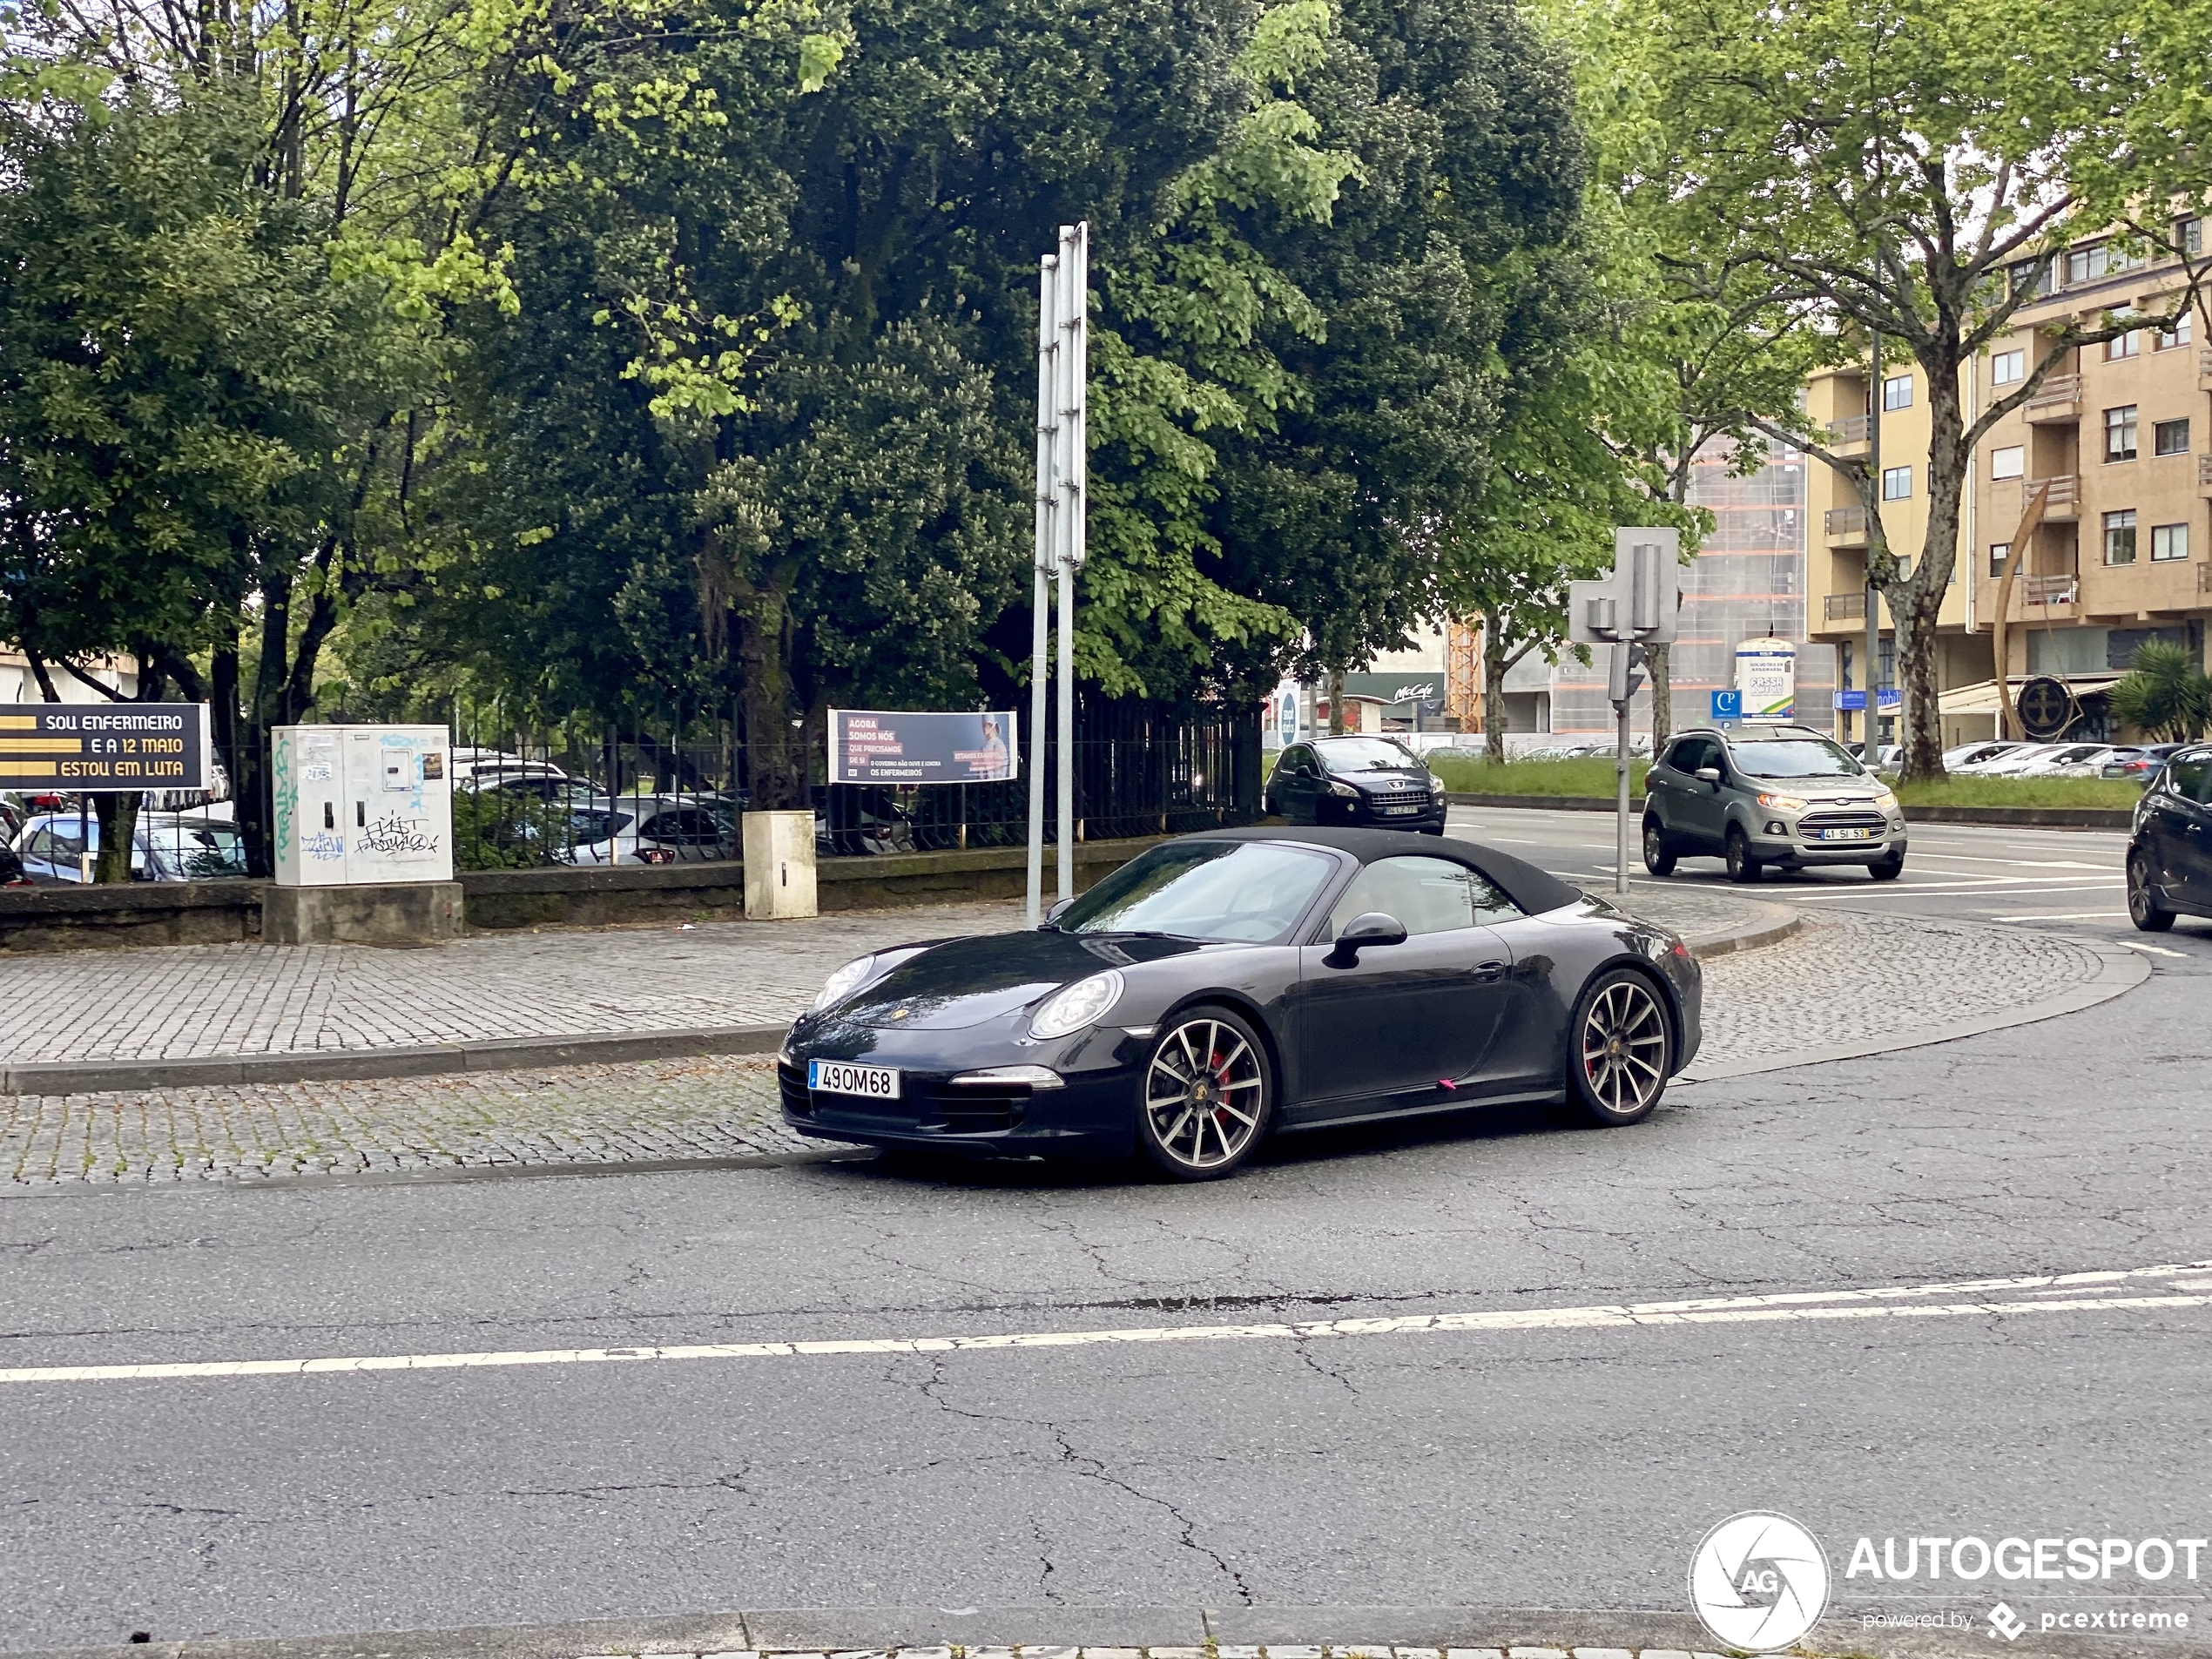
[{"xmin": 1689, "ymin": 1512, "xmax": 1832, "ymax": 1651}]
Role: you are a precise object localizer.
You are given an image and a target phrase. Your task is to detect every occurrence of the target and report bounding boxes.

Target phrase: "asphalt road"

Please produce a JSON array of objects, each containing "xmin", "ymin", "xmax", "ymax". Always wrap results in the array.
[{"xmin": 4, "ymin": 815, "xmax": 2211, "ymax": 1653}]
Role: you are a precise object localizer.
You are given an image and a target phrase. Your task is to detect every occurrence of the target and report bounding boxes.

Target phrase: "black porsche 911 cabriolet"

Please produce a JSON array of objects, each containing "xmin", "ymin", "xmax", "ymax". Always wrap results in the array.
[{"xmin": 779, "ymin": 826, "xmax": 1702, "ymax": 1180}]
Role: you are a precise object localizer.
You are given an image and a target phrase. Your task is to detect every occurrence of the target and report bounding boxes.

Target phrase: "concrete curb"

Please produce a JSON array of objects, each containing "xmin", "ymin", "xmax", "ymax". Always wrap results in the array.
[
  {"xmin": 0, "ymin": 1022, "xmax": 790, "ymax": 1096},
  {"xmin": 0, "ymin": 901, "xmax": 1807, "ymax": 1096},
  {"xmin": 1678, "ymin": 931, "xmax": 2151, "ymax": 1083},
  {"xmin": 11, "ymin": 1605, "xmax": 2188, "ymax": 1659},
  {"xmin": 1445, "ymin": 792, "xmax": 2134, "ymax": 830}
]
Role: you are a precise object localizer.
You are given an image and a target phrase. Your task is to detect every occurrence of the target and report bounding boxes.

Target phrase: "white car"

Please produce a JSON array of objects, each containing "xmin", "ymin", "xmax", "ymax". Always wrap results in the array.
[
  {"xmin": 557, "ymin": 795, "xmax": 737, "ymax": 866},
  {"xmin": 1943, "ymin": 741, "xmax": 2026, "ymax": 770},
  {"xmin": 2020, "ymin": 743, "xmax": 2121, "ymax": 778},
  {"xmin": 1956, "ymin": 743, "xmax": 2062, "ymax": 776}
]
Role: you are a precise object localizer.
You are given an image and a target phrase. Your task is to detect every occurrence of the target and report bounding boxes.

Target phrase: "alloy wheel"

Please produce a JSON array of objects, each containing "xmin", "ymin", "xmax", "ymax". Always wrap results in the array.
[
  {"xmin": 1579, "ymin": 978, "xmax": 1669, "ymax": 1117},
  {"xmin": 1144, "ymin": 1016, "xmax": 1266, "ymax": 1171},
  {"xmin": 2128, "ymin": 853, "xmax": 2175, "ymax": 932}
]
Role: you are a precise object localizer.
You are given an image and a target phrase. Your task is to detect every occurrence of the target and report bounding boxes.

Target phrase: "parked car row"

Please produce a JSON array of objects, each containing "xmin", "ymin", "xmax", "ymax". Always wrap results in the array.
[
  {"xmin": 1939, "ymin": 739, "xmax": 2186, "ymax": 780},
  {"xmin": 5, "ymin": 806, "xmax": 248, "ymax": 884}
]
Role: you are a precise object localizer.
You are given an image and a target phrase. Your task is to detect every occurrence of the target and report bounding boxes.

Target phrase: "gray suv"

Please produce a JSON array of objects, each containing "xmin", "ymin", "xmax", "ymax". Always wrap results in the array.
[{"xmin": 1643, "ymin": 725, "xmax": 1908, "ymax": 883}]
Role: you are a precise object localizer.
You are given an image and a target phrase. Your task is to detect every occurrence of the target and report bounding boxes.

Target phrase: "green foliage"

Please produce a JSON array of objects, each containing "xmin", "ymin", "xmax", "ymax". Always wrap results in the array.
[
  {"xmin": 1893, "ymin": 776, "xmax": 2144, "ymax": 812},
  {"xmin": 2107, "ymin": 641, "xmax": 2212, "ymax": 743},
  {"xmin": 1429, "ymin": 753, "xmax": 1651, "ymax": 796}
]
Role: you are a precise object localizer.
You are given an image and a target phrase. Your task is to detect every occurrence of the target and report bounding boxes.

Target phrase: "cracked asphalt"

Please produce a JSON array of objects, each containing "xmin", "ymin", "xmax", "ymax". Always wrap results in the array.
[
  {"xmin": 3, "ymin": 906, "xmax": 2210, "ymax": 1649},
  {"xmin": 3, "ymin": 814, "xmax": 2209, "ymax": 1653}
]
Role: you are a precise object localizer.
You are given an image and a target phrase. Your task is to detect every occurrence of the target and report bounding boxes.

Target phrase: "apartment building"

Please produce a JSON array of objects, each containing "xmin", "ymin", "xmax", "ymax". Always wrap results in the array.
[{"xmin": 1804, "ymin": 220, "xmax": 2212, "ymax": 745}]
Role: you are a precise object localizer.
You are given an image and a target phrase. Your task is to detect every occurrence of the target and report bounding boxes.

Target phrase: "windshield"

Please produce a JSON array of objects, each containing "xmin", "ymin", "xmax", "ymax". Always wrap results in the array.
[
  {"xmin": 1727, "ymin": 738, "xmax": 1866, "ymax": 779},
  {"xmin": 1314, "ymin": 738, "xmax": 1420, "ymax": 774},
  {"xmin": 1057, "ymin": 840, "xmax": 1337, "ymax": 943},
  {"xmin": 570, "ymin": 810, "xmax": 635, "ymax": 841},
  {"xmin": 160, "ymin": 824, "xmax": 247, "ymax": 879}
]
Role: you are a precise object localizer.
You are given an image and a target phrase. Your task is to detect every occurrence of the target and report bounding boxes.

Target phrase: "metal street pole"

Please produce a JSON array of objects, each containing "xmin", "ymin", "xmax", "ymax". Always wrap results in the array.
[
  {"xmin": 1613, "ymin": 644, "xmax": 1633, "ymax": 899},
  {"xmin": 1054, "ymin": 222, "xmax": 1088, "ymax": 906},
  {"xmin": 1865, "ymin": 329, "xmax": 1883, "ymax": 757},
  {"xmin": 1025, "ymin": 251, "xmax": 1059, "ymax": 927}
]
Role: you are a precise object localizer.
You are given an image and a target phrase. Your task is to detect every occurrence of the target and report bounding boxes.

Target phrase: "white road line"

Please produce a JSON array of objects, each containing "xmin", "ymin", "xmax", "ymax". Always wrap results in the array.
[
  {"xmin": 1783, "ymin": 882, "xmax": 2124, "ymax": 902},
  {"xmin": 2121, "ymin": 941, "xmax": 2192, "ymax": 959},
  {"xmin": 7, "ymin": 1262, "xmax": 2208, "ymax": 1387}
]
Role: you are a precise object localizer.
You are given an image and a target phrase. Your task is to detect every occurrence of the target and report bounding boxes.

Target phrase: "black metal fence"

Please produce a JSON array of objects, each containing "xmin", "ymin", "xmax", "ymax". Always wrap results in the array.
[{"xmin": 444, "ymin": 695, "xmax": 1259, "ymax": 871}]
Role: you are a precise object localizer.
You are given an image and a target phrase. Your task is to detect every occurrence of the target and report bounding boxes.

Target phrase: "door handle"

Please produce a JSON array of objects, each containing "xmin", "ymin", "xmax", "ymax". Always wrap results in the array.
[{"xmin": 1471, "ymin": 961, "xmax": 1507, "ymax": 982}]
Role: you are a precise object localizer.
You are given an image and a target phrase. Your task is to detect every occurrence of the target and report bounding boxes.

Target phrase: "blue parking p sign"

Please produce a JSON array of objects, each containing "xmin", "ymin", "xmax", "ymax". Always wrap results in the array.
[{"xmin": 1710, "ymin": 689, "xmax": 1743, "ymax": 721}]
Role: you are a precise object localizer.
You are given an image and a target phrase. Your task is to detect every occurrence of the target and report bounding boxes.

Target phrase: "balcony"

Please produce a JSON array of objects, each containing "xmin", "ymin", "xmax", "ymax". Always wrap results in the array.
[
  {"xmin": 1826, "ymin": 414, "xmax": 1871, "ymax": 448},
  {"xmin": 2029, "ymin": 474, "xmax": 2080, "ymax": 521},
  {"xmin": 1824, "ymin": 505, "xmax": 1868, "ymax": 545},
  {"xmin": 2023, "ymin": 572, "xmax": 2078, "ymax": 608},
  {"xmin": 1824, "ymin": 591, "xmax": 1867, "ymax": 622},
  {"xmin": 2024, "ymin": 374, "xmax": 2082, "ymax": 423},
  {"xmin": 2198, "ymin": 452, "xmax": 2212, "ymax": 491},
  {"xmin": 2200, "ymin": 347, "xmax": 2212, "ymax": 386}
]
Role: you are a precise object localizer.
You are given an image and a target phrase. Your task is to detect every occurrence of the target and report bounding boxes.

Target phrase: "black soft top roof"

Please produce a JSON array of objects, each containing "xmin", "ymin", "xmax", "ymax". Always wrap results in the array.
[{"xmin": 1188, "ymin": 826, "xmax": 1582, "ymax": 917}]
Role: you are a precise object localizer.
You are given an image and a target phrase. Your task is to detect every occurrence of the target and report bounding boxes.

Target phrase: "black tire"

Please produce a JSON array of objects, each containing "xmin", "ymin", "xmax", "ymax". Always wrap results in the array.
[
  {"xmin": 1724, "ymin": 825, "xmax": 1763, "ymax": 884},
  {"xmin": 1136, "ymin": 1005, "xmax": 1275, "ymax": 1180},
  {"xmin": 1642, "ymin": 817, "xmax": 1676, "ymax": 877},
  {"xmin": 2129, "ymin": 852, "xmax": 2176, "ymax": 933},
  {"xmin": 1867, "ymin": 853, "xmax": 1905, "ymax": 881},
  {"xmin": 1565, "ymin": 967, "xmax": 1673, "ymax": 1126}
]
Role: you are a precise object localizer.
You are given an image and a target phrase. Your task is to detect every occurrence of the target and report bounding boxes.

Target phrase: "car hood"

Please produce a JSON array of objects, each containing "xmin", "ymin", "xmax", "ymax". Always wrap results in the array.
[
  {"xmin": 830, "ymin": 928, "xmax": 1211, "ymax": 1030},
  {"xmin": 1740, "ymin": 775, "xmax": 1888, "ymax": 802}
]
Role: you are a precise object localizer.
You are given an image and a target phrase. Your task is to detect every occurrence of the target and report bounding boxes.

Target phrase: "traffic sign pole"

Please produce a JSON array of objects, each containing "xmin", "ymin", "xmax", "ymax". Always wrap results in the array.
[{"xmin": 1568, "ymin": 530, "xmax": 1676, "ymax": 899}]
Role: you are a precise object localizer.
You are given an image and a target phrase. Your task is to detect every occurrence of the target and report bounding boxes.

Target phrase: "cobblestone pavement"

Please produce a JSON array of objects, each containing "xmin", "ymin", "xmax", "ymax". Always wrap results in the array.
[
  {"xmin": 0, "ymin": 908, "xmax": 2109, "ymax": 1187},
  {"xmin": 0, "ymin": 889, "xmax": 1763, "ymax": 1067}
]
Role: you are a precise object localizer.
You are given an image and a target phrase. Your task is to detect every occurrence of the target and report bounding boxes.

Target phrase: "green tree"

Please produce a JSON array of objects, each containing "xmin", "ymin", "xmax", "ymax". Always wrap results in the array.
[
  {"xmin": 1627, "ymin": 0, "xmax": 2203, "ymax": 781},
  {"xmin": 2109, "ymin": 640, "xmax": 2212, "ymax": 742}
]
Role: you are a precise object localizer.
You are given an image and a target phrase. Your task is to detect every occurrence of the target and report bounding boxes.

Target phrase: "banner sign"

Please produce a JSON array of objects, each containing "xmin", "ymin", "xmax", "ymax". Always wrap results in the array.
[
  {"xmin": 828, "ymin": 710, "xmax": 1018, "ymax": 786},
  {"xmin": 1733, "ymin": 639, "xmax": 1798, "ymax": 724},
  {"xmin": 0, "ymin": 703, "xmax": 211, "ymax": 791}
]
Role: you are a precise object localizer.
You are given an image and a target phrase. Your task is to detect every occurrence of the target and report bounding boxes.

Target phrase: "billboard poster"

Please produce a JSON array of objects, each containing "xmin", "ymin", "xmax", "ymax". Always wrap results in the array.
[
  {"xmin": 0, "ymin": 703, "xmax": 211, "ymax": 791},
  {"xmin": 828, "ymin": 710, "xmax": 1018, "ymax": 785},
  {"xmin": 1734, "ymin": 639, "xmax": 1798, "ymax": 724}
]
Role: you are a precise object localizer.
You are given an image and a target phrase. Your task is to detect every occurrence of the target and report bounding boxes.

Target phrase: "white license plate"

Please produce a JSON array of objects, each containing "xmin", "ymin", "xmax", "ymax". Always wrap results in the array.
[
  {"xmin": 1817, "ymin": 827, "xmax": 1875, "ymax": 840},
  {"xmin": 808, "ymin": 1060, "xmax": 901, "ymax": 1099},
  {"xmin": 1379, "ymin": 803, "xmax": 1420, "ymax": 815}
]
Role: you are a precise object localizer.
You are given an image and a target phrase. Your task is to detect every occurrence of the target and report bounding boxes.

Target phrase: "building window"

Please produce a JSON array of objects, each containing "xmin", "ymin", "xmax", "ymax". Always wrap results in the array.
[
  {"xmin": 1882, "ymin": 374, "xmax": 1913, "ymax": 410},
  {"xmin": 2104, "ymin": 509, "xmax": 2138, "ymax": 565},
  {"xmin": 2105, "ymin": 405, "xmax": 2139, "ymax": 462},
  {"xmin": 1991, "ymin": 445, "xmax": 2026, "ymax": 480},
  {"xmin": 1990, "ymin": 543, "xmax": 2013, "ymax": 578},
  {"xmin": 2152, "ymin": 523, "xmax": 2189, "ymax": 563},
  {"xmin": 2155, "ymin": 418, "xmax": 2191, "ymax": 456},
  {"xmin": 2182, "ymin": 218, "xmax": 2204, "ymax": 256},
  {"xmin": 2107, "ymin": 330, "xmax": 2141, "ymax": 361},
  {"xmin": 2067, "ymin": 246, "xmax": 2107, "ymax": 284},
  {"xmin": 1992, "ymin": 349, "xmax": 2026, "ymax": 385},
  {"xmin": 2155, "ymin": 313, "xmax": 2194, "ymax": 349},
  {"xmin": 1881, "ymin": 465, "xmax": 1912, "ymax": 500}
]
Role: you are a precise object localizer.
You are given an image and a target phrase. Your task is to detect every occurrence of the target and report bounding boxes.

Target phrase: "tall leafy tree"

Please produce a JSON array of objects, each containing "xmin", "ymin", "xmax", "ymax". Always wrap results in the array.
[{"xmin": 1625, "ymin": 0, "xmax": 2204, "ymax": 779}]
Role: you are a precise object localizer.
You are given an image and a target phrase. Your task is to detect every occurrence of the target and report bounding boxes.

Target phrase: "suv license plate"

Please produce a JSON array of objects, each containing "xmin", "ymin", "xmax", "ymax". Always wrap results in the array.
[
  {"xmin": 1379, "ymin": 803, "xmax": 1419, "ymax": 815},
  {"xmin": 1818, "ymin": 827, "xmax": 1874, "ymax": 840},
  {"xmin": 809, "ymin": 1061, "xmax": 901, "ymax": 1099}
]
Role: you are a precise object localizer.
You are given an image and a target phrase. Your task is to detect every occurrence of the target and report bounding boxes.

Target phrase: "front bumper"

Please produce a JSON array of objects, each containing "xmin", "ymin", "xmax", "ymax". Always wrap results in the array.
[
  {"xmin": 779, "ymin": 1019, "xmax": 1146, "ymax": 1157},
  {"xmin": 1750, "ymin": 832, "xmax": 1908, "ymax": 866},
  {"xmin": 1322, "ymin": 796, "xmax": 1448, "ymax": 830}
]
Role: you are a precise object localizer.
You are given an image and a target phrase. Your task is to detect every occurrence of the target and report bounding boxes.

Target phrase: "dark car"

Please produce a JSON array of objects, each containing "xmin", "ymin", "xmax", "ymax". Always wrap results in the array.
[
  {"xmin": 2128, "ymin": 746, "xmax": 2212, "ymax": 931},
  {"xmin": 779, "ymin": 826, "xmax": 1702, "ymax": 1180},
  {"xmin": 1264, "ymin": 737, "xmax": 1446, "ymax": 833}
]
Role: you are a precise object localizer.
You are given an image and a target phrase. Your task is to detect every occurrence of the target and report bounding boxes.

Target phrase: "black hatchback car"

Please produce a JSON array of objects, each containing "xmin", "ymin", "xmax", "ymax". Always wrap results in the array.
[
  {"xmin": 2128, "ymin": 745, "xmax": 2212, "ymax": 931},
  {"xmin": 1264, "ymin": 736, "xmax": 1445, "ymax": 833}
]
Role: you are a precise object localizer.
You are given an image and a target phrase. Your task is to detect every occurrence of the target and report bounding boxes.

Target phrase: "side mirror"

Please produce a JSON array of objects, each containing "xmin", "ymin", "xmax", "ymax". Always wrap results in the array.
[
  {"xmin": 1042, "ymin": 896, "xmax": 1075, "ymax": 926},
  {"xmin": 1331, "ymin": 910, "xmax": 1408, "ymax": 962},
  {"xmin": 1695, "ymin": 766, "xmax": 1723, "ymax": 785}
]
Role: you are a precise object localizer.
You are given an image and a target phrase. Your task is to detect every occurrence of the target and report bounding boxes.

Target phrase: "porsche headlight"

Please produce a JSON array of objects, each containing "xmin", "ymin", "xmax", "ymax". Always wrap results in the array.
[
  {"xmin": 1756, "ymin": 791, "xmax": 1810, "ymax": 812},
  {"xmin": 811, "ymin": 954, "xmax": 879, "ymax": 1011},
  {"xmin": 1028, "ymin": 969, "xmax": 1124, "ymax": 1039}
]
